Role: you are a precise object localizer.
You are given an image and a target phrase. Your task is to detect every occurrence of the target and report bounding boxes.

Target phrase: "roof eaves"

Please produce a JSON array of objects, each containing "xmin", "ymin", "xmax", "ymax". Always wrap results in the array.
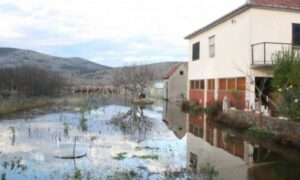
[
  {"xmin": 251, "ymin": 4, "xmax": 300, "ymax": 12},
  {"xmin": 184, "ymin": 4, "xmax": 251, "ymax": 40}
]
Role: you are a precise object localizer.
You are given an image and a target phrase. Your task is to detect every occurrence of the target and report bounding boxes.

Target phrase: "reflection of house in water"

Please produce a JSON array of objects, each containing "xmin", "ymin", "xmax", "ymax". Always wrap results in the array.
[
  {"xmin": 162, "ymin": 101, "xmax": 187, "ymax": 139},
  {"xmin": 187, "ymin": 114, "xmax": 254, "ymax": 180},
  {"xmin": 187, "ymin": 114, "xmax": 300, "ymax": 179}
]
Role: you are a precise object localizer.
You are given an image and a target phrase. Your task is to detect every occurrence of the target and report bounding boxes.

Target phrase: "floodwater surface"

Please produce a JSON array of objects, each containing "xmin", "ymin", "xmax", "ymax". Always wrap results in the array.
[{"xmin": 0, "ymin": 99, "xmax": 300, "ymax": 179}]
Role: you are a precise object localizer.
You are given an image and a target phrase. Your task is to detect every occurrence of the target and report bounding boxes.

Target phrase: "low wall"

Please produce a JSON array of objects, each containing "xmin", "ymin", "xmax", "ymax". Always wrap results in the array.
[{"xmin": 223, "ymin": 110, "xmax": 300, "ymax": 147}]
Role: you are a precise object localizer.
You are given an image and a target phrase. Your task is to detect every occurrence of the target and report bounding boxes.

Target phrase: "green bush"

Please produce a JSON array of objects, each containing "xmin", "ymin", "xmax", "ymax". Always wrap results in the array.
[{"xmin": 272, "ymin": 49, "xmax": 300, "ymax": 121}]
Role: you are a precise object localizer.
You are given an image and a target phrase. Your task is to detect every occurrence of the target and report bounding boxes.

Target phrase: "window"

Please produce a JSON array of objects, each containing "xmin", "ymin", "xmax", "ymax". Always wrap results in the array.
[
  {"xmin": 208, "ymin": 79, "xmax": 215, "ymax": 90},
  {"xmin": 228, "ymin": 78, "xmax": 236, "ymax": 90},
  {"xmin": 180, "ymin": 71, "xmax": 184, "ymax": 75},
  {"xmin": 200, "ymin": 80, "xmax": 205, "ymax": 90},
  {"xmin": 237, "ymin": 77, "xmax": 246, "ymax": 91},
  {"xmin": 209, "ymin": 35, "xmax": 215, "ymax": 57},
  {"xmin": 192, "ymin": 42, "xmax": 200, "ymax": 60},
  {"xmin": 190, "ymin": 80, "xmax": 195, "ymax": 89},
  {"xmin": 219, "ymin": 79, "xmax": 226, "ymax": 90},
  {"xmin": 293, "ymin": 24, "xmax": 300, "ymax": 46},
  {"xmin": 195, "ymin": 80, "xmax": 200, "ymax": 89}
]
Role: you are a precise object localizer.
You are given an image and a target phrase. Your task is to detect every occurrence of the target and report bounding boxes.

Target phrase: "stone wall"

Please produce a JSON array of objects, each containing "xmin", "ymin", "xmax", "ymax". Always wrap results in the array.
[{"xmin": 225, "ymin": 110, "xmax": 300, "ymax": 147}]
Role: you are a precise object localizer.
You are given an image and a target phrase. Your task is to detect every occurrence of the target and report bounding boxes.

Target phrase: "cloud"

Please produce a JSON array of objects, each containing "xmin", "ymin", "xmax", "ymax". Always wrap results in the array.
[{"xmin": 0, "ymin": 0, "xmax": 245, "ymax": 66}]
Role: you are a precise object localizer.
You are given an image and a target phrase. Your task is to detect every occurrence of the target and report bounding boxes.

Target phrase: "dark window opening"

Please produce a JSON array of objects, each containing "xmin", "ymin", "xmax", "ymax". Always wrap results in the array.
[
  {"xmin": 192, "ymin": 42, "xmax": 200, "ymax": 60},
  {"xmin": 293, "ymin": 24, "xmax": 300, "ymax": 46},
  {"xmin": 180, "ymin": 71, "xmax": 184, "ymax": 75},
  {"xmin": 200, "ymin": 80, "xmax": 205, "ymax": 90}
]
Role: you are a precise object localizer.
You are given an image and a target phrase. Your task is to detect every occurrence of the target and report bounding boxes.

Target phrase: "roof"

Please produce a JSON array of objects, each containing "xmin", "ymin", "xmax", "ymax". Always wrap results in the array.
[
  {"xmin": 163, "ymin": 63, "xmax": 185, "ymax": 79},
  {"xmin": 185, "ymin": 0, "xmax": 300, "ymax": 39},
  {"xmin": 250, "ymin": 0, "xmax": 300, "ymax": 9}
]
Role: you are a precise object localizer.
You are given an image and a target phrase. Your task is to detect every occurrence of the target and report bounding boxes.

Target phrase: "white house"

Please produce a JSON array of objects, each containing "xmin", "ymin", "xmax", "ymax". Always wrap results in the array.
[
  {"xmin": 185, "ymin": 0, "xmax": 300, "ymax": 110},
  {"xmin": 163, "ymin": 63, "xmax": 188, "ymax": 101}
]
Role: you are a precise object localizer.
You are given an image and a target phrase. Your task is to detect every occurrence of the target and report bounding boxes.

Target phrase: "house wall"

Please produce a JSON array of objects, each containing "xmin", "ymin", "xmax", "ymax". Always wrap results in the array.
[
  {"xmin": 166, "ymin": 64, "xmax": 188, "ymax": 101},
  {"xmin": 188, "ymin": 10, "xmax": 251, "ymax": 108},
  {"xmin": 250, "ymin": 8, "xmax": 300, "ymax": 45},
  {"xmin": 187, "ymin": 7, "xmax": 300, "ymax": 108}
]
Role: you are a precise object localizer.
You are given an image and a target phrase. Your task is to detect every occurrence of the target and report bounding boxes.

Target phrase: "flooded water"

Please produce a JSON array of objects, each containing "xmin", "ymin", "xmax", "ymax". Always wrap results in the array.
[{"xmin": 0, "ymin": 98, "xmax": 300, "ymax": 179}]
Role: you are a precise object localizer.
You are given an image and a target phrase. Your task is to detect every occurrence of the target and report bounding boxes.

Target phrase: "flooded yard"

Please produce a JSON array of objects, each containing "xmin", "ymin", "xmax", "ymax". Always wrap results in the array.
[{"xmin": 0, "ymin": 97, "xmax": 300, "ymax": 179}]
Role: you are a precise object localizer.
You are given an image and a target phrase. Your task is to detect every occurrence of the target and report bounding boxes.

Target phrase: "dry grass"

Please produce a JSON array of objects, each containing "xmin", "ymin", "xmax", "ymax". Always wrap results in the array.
[{"xmin": 0, "ymin": 96, "xmax": 90, "ymax": 117}]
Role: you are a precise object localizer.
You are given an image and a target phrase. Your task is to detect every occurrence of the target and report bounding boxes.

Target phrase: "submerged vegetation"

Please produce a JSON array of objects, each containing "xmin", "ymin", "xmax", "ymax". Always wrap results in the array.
[
  {"xmin": 132, "ymin": 154, "xmax": 159, "ymax": 160},
  {"xmin": 113, "ymin": 152, "xmax": 128, "ymax": 160},
  {"xmin": 199, "ymin": 162, "xmax": 219, "ymax": 180},
  {"xmin": 181, "ymin": 99, "xmax": 223, "ymax": 117}
]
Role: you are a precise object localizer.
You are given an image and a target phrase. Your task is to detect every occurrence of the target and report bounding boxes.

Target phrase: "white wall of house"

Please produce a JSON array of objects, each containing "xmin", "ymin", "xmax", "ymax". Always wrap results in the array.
[
  {"xmin": 187, "ymin": 7, "xmax": 300, "ymax": 108},
  {"xmin": 250, "ymin": 8, "xmax": 300, "ymax": 44},
  {"xmin": 165, "ymin": 64, "xmax": 188, "ymax": 101},
  {"xmin": 188, "ymin": 10, "xmax": 252, "ymax": 81}
]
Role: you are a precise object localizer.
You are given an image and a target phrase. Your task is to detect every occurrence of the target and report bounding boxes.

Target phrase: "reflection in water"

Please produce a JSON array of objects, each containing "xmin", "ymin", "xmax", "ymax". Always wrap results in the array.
[
  {"xmin": 163, "ymin": 102, "xmax": 187, "ymax": 139},
  {"xmin": 110, "ymin": 105, "xmax": 153, "ymax": 142},
  {"xmin": 0, "ymin": 102, "xmax": 187, "ymax": 179},
  {"xmin": 1, "ymin": 99, "xmax": 300, "ymax": 179},
  {"xmin": 79, "ymin": 111, "xmax": 88, "ymax": 132},
  {"xmin": 9, "ymin": 126, "xmax": 16, "ymax": 146},
  {"xmin": 187, "ymin": 114, "xmax": 300, "ymax": 180}
]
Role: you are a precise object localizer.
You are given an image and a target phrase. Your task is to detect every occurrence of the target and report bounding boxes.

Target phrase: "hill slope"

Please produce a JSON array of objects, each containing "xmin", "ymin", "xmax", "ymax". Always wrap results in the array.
[
  {"xmin": 0, "ymin": 47, "xmax": 185, "ymax": 85},
  {"xmin": 0, "ymin": 47, "xmax": 111, "ymax": 85}
]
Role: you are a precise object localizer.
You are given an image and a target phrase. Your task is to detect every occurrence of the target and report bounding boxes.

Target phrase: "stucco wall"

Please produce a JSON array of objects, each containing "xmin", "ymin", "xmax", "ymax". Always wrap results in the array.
[
  {"xmin": 166, "ymin": 64, "xmax": 188, "ymax": 101},
  {"xmin": 250, "ymin": 8, "xmax": 300, "ymax": 45},
  {"xmin": 188, "ymin": 9, "xmax": 252, "ymax": 80}
]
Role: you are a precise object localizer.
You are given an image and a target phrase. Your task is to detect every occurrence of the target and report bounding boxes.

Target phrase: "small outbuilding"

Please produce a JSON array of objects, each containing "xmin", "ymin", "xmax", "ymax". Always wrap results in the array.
[{"xmin": 163, "ymin": 63, "xmax": 188, "ymax": 101}]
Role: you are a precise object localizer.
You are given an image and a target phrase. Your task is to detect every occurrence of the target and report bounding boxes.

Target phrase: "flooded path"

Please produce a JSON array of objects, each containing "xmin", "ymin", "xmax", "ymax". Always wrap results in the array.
[{"xmin": 0, "ymin": 98, "xmax": 300, "ymax": 179}]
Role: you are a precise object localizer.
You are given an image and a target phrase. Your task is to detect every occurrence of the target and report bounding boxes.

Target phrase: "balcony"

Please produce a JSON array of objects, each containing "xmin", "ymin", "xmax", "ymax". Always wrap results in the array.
[{"xmin": 251, "ymin": 42, "xmax": 296, "ymax": 68}]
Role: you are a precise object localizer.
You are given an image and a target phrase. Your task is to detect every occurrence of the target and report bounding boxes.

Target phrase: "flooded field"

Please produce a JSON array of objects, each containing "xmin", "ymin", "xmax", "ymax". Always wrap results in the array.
[{"xmin": 0, "ymin": 97, "xmax": 300, "ymax": 179}]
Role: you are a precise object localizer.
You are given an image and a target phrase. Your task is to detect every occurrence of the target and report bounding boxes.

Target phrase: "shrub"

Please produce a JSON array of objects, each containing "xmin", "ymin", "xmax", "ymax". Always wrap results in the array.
[
  {"xmin": 181, "ymin": 100, "xmax": 190, "ymax": 113},
  {"xmin": 272, "ymin": 49, "xmax": 300, "ymax": 121},
  {"xmin": 206, "ymin": 100, "xmax": 222, "ymax": 118}
]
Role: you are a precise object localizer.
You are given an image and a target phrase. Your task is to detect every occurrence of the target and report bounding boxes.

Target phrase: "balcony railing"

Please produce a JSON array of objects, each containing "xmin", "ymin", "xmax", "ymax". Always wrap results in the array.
[{"xmin": 251, "ymin": 42, "xmax": 298, "ymax": 68}]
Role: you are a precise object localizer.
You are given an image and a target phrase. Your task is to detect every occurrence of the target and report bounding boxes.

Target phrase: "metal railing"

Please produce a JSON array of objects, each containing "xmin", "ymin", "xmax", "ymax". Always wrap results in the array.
[{"xmin": 251, "ymin": 42, "xmax": 298, "ymax": 67}]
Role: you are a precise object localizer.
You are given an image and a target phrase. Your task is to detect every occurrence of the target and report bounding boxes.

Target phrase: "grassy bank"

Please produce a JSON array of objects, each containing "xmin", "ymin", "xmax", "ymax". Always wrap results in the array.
[{"xmin": 0, "ymin": 96, "xmax": 99, "ymax": 117}]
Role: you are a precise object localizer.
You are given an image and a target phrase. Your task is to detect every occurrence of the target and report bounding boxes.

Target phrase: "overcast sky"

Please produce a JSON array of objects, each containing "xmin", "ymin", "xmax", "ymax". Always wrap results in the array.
[{"xmin": 0, "ymin": 0, "xmax": 245, "ymax": 67}]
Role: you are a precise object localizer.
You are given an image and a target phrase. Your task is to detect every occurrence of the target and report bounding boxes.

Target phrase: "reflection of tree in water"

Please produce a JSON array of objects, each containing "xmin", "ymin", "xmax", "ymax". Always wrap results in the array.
[
  {"xmin": 110, "ymin": 105, "xmax": 153, "ymax": 141},
  {"xmin": 9, "ymin": 126, "xmax": 16, "ymax": 146},
  {"xmin": 79, "ymin": 111, "xmax": 88, "ymax": 132}
]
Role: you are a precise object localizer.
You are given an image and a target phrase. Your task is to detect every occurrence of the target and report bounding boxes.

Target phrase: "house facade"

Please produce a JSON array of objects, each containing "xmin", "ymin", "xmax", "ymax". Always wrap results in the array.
[
  {"xmin": 185, "ymin": 0, "xmax": 300, "ymax": 109},
  {"xmin": 163, "ymin": 63, "xmax": 188, "ymax": 101}
]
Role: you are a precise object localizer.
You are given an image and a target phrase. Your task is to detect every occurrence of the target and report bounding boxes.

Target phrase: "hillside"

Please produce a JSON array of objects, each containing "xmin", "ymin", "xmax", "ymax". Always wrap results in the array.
[
  {"xmin": 0, "ymin": 47, "xmax": 111, "ymax": 85},
  {"xmin": 0, "ymin": 47, "xmax": 184, "ymax": 85}
]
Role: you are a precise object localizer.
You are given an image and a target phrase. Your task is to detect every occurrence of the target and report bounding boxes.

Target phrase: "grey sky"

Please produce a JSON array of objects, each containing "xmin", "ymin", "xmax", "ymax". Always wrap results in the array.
[{"xmin": 0, "ymin": 0, "xmax": 245, "ymax": 67}]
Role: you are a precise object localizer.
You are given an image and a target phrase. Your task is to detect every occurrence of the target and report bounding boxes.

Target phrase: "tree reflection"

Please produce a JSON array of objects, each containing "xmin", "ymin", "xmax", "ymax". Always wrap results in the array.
[
  {"xmin": 110, "ymin": 105, "xmax": 152, "ymax": 141},
  {"xmin": 79, "ymin": 111, "xmax": 88, "ymax": 132},
  {"xmin": 9, "ymin": 126, "xmax": 16, "ymax": 146}
]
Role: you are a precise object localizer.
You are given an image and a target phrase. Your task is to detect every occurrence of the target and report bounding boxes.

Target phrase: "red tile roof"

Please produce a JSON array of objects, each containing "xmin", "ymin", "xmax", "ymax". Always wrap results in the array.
[
  {"xmin": 249, "ymin": 0, "xmax": 300, "ymax": 9},
  {"xmin": 163, "ymin": 63, "xmax": 183, "ymax": 79}
]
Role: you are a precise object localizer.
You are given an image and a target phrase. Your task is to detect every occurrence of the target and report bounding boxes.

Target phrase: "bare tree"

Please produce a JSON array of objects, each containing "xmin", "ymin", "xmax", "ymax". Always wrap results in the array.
[
  {"xmin": 113, "ymin": 64, "xmax": 155, "ymax": 100},
  {"xmin": 0, "ymin": 66, "xmax": 66, "ymax": 97}
]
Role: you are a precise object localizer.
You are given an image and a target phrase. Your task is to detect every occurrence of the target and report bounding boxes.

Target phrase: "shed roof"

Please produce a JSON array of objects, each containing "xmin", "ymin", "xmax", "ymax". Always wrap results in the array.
[{"xmin": 163, "ymin": 63, "xmax": 185, "ymax": 80}]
